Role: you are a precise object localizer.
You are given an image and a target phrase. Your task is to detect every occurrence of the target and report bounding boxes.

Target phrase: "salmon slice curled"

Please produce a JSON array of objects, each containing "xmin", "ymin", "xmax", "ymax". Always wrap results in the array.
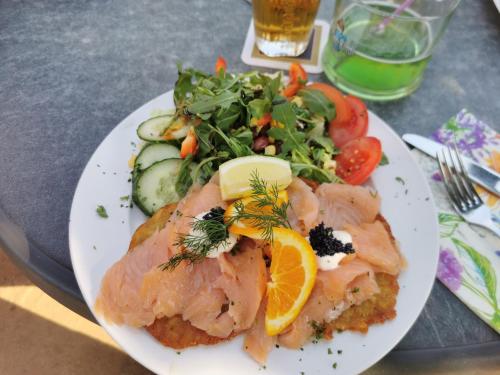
[
  {"xmin": 345, "ymin": 221, "xmax": 402, "ymax": 275},
  {"xmin": 314, "ymin": 183, "xmax": 380, "ymax": 230},
  {"xmin": 286, "ymin": 177, "xmax": 320, "ymax": 235},
  {"xmin": 243, "ymin": 299, "xmax": 276, "ymax": 365}
]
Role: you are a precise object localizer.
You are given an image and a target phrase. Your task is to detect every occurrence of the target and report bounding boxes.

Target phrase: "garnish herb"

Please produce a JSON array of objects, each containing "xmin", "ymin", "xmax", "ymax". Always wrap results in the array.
[
  {"xmin": 332, "ymin": 362, "xmax": 337, "ymax": 369},
  {"xmin": 379, "ymin": 153, "xmax": 389, "ymax": 166},
  {"xmin": 395, "ymin": 176, "xmax": 405, "ymax": 185},
  {"xmin": 328, "ymin": 348, "xmax": 333, "ymax": 355},
  {"xmin": 225, "ymin": 171, "xmax": 291, "ymax": 243},
  {"xmin": 310, "ymin": 320, "xmax": 326, "ymax": 340},
  {"xmin": 352, "ymin": 287, "xmax": 360, "ymax": 293},
  {"xmin": 120, "ymin": 195, "xmax": 130, "ymax": 201},
  {"xmin": 96, "ymin": 205, "xmax": 108, "ymax": 218},
  {"xmin": 159, "ymin": 212, "xmax": 229, "ymax": 271},
  {"xmin": 160, "ymin": 172, "xmax": 291, "ymax": 270}
]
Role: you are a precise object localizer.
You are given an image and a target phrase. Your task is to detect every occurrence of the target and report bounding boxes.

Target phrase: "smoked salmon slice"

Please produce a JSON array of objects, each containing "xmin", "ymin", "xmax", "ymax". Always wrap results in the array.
[
  {"xmin": 314, "ymin": 183, "xmax": 380, "ymax": 229},
  {"xmin": 287, "ymin": 177, "xmax": 320, "ymax": 235},
  {"xmin": 345, "ymin": 221, "xmax": 402, "ymax": 275}
]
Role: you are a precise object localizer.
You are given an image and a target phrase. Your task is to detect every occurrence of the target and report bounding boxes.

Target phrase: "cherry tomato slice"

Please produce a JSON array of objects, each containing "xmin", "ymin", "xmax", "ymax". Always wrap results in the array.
[
  {"xmin": 289, "ymin": 63, "xmax": 307, "ymax": 85},
  {"xmin": 215, "ymin": 56, "xmax": 227, "ymax": 75},
  {"xmin": 306, "ymin": 82, "xmax": 351, "ymax": 126},
  {"xmin": 328, "ymin": 95, "xmax": 368, "ymax": 148},
  {"xmin": 335, "ymin": 137, "xmax": 382, "ymax": 185}
]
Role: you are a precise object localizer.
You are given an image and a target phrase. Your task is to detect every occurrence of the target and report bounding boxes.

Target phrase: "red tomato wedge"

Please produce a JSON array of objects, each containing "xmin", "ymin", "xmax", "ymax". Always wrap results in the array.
[
  {"xmin": 289, "ymin": 63, "xmax": 307, "ymax": 85},
  {"xmin": 306, "ymin": 82, "xmax": 351, "ymax": 126},
  {"xmin": 335, "ymin": 137, "xmax": 382, "ymax": 185},
  {"xmin": 215, "ymin": 56, "xmax": 227, "ymax": 75},
  {"xmin": 328, "ymin": 95, "xmax": 369, "ymax": 148}
]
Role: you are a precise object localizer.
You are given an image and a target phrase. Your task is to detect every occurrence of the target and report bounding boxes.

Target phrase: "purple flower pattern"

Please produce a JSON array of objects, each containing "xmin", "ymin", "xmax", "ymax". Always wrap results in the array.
[
  {"xmin": 432, "ymin": 109, "xmax": 500, "ymax": 162},
  {"xmin": 437, "ymin": 247, "xmax": 463, "ymax": 292}
]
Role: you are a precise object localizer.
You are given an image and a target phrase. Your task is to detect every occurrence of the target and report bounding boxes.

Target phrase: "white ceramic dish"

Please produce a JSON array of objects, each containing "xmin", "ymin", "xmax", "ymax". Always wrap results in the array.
[{"xmin": 69, "ymin": 90, "xmax": 439, "ymax": 375}]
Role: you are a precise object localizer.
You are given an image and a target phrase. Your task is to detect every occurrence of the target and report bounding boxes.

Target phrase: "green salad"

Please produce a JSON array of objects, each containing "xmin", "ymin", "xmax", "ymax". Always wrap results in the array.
[{"xmin": 131, "ymin": 62, "xmax": 378, "ymax": 217}]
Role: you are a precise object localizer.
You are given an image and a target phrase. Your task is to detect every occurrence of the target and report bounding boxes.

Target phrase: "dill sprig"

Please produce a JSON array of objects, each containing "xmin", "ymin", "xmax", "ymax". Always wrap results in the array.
[
  {"xmin": 159, "ymin": 212, "xmax": 229, "ymax": 271},
  {"xmin": 226, "ymin": 171, "xmax": 291, "ymax": 242},
  {"xmin": 159, "ymin": 171, "xmax": 291, "ymax": 271}
]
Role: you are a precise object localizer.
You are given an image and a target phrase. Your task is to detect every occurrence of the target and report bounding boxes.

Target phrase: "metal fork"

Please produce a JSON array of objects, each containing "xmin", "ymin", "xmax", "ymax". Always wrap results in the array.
[{"xmin": 437, "ymin": 144, "xmax": 500, "ymax": 237}]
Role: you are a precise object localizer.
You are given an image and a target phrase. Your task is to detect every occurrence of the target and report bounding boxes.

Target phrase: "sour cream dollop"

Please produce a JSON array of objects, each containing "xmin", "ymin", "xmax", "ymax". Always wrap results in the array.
[
  {"xmin": 189, "ymin": 211, "xmax": 238, "ymax": 258},
  {"xmin": 308, "ymin": 230, "xmax": 353, "ymax": 271}
]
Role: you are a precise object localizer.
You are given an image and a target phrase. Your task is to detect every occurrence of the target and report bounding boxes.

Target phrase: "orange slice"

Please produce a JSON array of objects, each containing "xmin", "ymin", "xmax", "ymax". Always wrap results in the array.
[
  {"xmin": 265, "ymin": 228, "xmax": 317, "ymax": 336},
  {"xmin": 224, "ymin": 191, "xmax": 288, "ymax": 239}
]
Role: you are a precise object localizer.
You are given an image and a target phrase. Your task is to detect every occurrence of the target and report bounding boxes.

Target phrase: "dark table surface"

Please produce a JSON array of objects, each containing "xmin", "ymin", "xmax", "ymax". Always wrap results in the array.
[{"xmin": 1, "ymin": 0, "xmax": 499, "ymax": 372}]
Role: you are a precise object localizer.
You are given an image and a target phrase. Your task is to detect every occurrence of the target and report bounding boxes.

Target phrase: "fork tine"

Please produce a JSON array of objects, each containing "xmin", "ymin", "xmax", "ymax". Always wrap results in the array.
[
  {"xmin": 443, "ymin": 148, "xmax": 471, "ymax": 208},
  {"xmin": 437, "ymin": 150, "xmax": 464, "ymax": 212},
  {"xmin": 447, "ymin": 145, "xmax": 475, "ymax": 206},
  {"xmin": 452, "ymin": 142, "xmax": 483, "ymax": 205}
]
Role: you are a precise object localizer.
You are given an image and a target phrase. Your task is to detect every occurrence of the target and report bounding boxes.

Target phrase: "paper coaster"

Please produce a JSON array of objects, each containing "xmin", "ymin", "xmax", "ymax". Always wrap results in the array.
[{"xmin": 241, "ymin": 19, "xmax": 330, "ymax": 74}]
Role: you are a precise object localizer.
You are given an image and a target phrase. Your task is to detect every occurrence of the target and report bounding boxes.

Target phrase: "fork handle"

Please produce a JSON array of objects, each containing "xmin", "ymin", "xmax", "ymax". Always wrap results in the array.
[{"xmin": 480, "ymin": 219, "xmax": 500, "ymax": 237}]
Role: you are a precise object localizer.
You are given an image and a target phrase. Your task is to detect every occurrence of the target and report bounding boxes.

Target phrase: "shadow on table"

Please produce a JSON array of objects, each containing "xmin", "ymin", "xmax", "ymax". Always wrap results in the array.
[{"xmin": 0, "ymin": 299, "xmax": 151, "ymax": 375}]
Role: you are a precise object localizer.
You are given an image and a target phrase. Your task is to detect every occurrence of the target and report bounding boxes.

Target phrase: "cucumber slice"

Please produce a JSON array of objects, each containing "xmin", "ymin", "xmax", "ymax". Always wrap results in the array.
[
  {"xmin": 133, "ymin": 158, "xmax": 184, "ymax": 216},
  {"xmin": 137, "ymin": 115, "xmax": 174, "ymax": 142},
  {"xmin": 134, "ymin": 143, "xmax": 180, "ymax": 172}
]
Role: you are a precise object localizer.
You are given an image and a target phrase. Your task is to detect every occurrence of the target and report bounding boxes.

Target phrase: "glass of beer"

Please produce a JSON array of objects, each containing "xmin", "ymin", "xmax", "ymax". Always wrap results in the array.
[
  {"xmin": 322, "ymin": 0, "xmax": 460, "ymax": 101},
  {"xmin": 253, "ymin": 0, "xmax": 321, "ymax": 57}
]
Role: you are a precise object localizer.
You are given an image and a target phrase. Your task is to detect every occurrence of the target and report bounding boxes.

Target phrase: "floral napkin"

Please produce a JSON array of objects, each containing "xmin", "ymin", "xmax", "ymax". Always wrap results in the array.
[{"xmin": 411, "ymin": 109, "xmax": 500, "ymax": 333}]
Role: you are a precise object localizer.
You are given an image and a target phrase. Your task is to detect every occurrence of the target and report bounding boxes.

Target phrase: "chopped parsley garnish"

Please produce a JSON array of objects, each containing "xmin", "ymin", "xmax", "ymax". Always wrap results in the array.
[
  {"xmin": 309, "ymin": 223, "xmax": 354, "ymax": 257},
  {"xmin": 395, "ymin": 176, "xmax": 405, "ymax": 185},
  {"xmin": 310, "ymin": 320, "xmax": 326, "ymax": 340},
  {"xmin": 332, "ymin": 362, "xmax": 337, "ymax": 369},
  {"xmin": 328, "ymin": 348, "xmax": 333, "ymax": 355},
  {"xmin": 96, "ymin": 205, "xmax": 108, "ymax": 218},
  {"xmin": 352, "ymin": 287, "xmax": 360, "ymax": 293},
  {"xmin": 120, "ymin": 195, "xmax": 130, "ymax": 201},
  {"xmin": 379, "ymin": 153, "xmax": 389, "ymax": 166}
]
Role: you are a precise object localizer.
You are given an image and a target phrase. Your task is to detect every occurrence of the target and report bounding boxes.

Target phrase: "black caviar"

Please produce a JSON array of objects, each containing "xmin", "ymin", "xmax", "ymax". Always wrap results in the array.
[
  {"xmin": 202, "ymin": 206, "xmax": 228, "ymax": 242},
  {"xmin": 308, "ymin": 222, "xmax": 354, "ymax": 257},
  {"xmin": 202, "ymin": 206, "xmax": 226, "ymax": 225}
]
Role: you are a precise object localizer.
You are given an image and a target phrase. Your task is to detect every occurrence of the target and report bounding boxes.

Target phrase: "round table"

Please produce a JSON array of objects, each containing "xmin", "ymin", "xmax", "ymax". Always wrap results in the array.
[{"xmin": 1, "ymin": 0, "xmax": 499, "ymax": 372}]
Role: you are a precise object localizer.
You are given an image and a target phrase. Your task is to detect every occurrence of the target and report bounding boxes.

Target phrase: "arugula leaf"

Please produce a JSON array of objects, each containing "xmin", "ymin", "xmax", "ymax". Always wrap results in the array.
[
  {"xmin": 269, "ymin": 102, "xmax": 308, "ymax": 155},
  {"xmin": 291, "ymin": 163, "xmax": 337, "ymax": 183},
  {"xmin": 232, "ymin": 127, "xmax": 253, "ymax": 146},
  {"xmin": 174, "ymin": 66, "xmax": 194, "ymax": 107},
  {"xmin": 263, "ymin": 74, "xmax": 282, "ymax": 100},
  {"xmin": 194, "ymin": 122, "xmax": 215, "ymax": 157},
  {"xmin": 187, "ymin": 91, "xmax": 240, "ymax": 114},
  {"xmin": 215, "ymin": 103, "xmax": 241, "ymax": 132},
  {"xmin": 308, "ymin": 135, "xmax": 337, "ymax": 154},
  {"xmin": 248, "ymin": 98, "xmax": 271, "ymax": 119},
  {"xmin": 208, "ymin": 124, "xmax": 253, "ymax": 158},
  {"xmin": 298, "ymin": 88, "xmax": 336, "ymax": 121},
  {"xmin": 175, "ymin": 155, "xmax": 194, "ymax": 197}
]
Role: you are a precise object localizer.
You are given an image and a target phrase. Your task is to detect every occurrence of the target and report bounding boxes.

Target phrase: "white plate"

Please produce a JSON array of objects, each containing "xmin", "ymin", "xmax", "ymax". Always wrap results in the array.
[{"xmin": 69, "ymin": 90, "xmax": 439, "ymax": 375}]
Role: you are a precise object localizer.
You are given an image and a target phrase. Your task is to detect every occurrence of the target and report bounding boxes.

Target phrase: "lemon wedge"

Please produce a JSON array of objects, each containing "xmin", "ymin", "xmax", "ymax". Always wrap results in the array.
[{"xmin": 219, "ymin": 155, "xmax": 292, "ymax": 200}]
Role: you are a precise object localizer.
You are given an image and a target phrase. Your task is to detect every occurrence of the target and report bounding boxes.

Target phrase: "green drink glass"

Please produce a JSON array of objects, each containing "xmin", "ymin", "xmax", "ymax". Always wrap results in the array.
[{"xmin": 322, "ymin": 0, "xmax": 460, "ymax": 101}]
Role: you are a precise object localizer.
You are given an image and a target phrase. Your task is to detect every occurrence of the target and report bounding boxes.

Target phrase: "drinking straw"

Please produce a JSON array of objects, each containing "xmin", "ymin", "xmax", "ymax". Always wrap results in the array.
[{"xmin": 376, "ymin": 0, "xmax": 416, "ymax": 32}]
